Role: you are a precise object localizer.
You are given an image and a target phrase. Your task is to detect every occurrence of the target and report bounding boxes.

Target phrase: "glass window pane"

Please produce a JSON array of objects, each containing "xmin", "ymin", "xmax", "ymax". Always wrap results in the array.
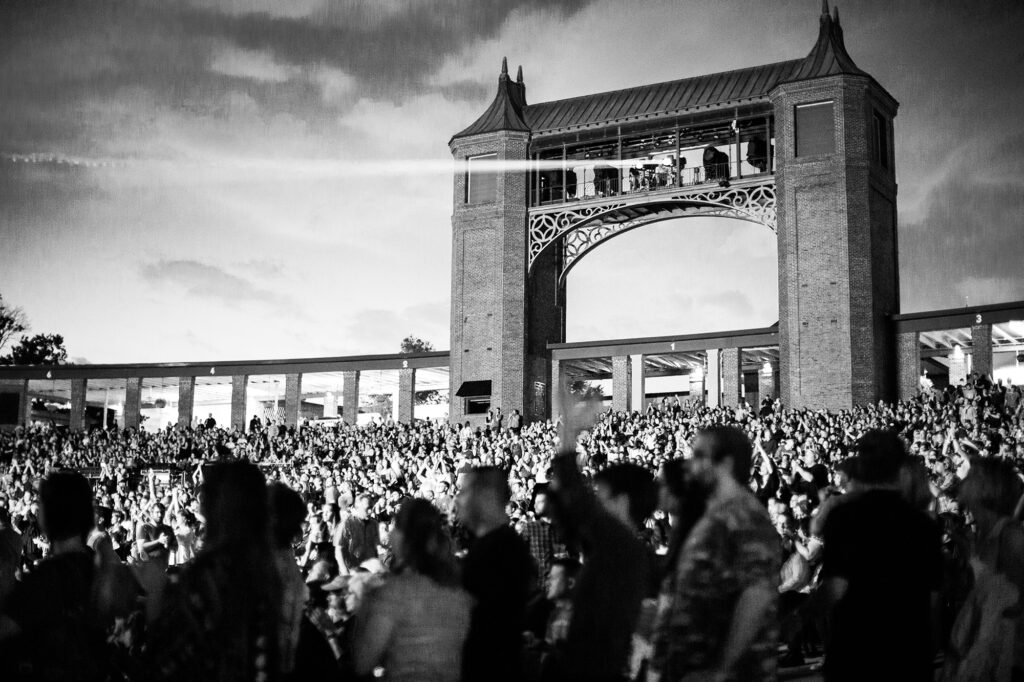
[
  {"xmin": 795, "ymin": 101, "xmax": 834, "ymax": 157},
  {"xmin": 467, "ymin": 153, "xmax": 497, "ymax": 204}
]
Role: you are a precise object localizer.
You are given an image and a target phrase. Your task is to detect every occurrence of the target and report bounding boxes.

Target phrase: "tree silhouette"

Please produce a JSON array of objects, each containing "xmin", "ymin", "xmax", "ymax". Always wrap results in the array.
[
  {"xmin": 1, "ymin": 333, "xmax": 68, "ymax": 366},
  {"xmin": 0, "ymin": 294, "xmax": 28, "ymax": 356},
  {"xmin": 400, "ymin": 335, "xmax": 434, "ymax": 354}
]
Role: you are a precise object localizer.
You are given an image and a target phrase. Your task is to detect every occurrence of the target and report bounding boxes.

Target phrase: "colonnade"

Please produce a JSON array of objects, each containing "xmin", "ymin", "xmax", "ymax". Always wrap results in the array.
[
  {"xmin": 897, "ymin": 321, "xmax": 995, "ymax": 400},
  {"xmin": 0, "ymin": 366, "xmax": 422, "ymax": 433},
  {"xmin": 551, "ymin": 349, "xmax": 779, "ymax": 416}
]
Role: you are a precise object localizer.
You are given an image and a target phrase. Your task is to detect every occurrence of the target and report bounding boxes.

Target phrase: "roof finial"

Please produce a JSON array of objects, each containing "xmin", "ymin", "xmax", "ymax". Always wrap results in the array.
[
  {"xmin": 516, "ymin": 64, "xmax": 523, "ymax": 84},
  {"xmin": 501, "ymin": 56, "xmax": 508, "ymax": 76},
  {"xmin": 821, "ymin": 0, "xmax": 830, "ymax": 17},
  {"xmin": 832, "ymin": 5, "xmax": 840, "ymax": 24}
]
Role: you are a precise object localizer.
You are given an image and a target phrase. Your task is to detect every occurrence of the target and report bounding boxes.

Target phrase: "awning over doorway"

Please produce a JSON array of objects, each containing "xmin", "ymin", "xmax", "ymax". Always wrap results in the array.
[{"xmin": 455, "ymin": 380, "xmax": 492, "ymax": 397}]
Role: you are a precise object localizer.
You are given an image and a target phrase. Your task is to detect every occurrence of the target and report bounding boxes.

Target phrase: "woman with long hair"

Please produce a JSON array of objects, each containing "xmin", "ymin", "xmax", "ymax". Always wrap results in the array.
[
  {"xmin": 352, "ymin": 497, "xmax": 471, "ymax": 682},
  {"xmin": 148, "ymin": 461, "xmax": 281, "ymax": 682},
  {"xmin": 944, "ymin": 457, "xmax": 1024, "ymax": 681}
]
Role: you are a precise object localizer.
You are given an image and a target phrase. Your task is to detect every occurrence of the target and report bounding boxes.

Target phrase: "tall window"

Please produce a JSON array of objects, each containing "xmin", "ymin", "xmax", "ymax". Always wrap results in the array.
[
  {"xmin": 872, "ymin": 111, "xmax": 889, "ymax": 168},
  {"xmin": 466, "ymin": 153, "xmax": 497, "ymax": 204},
  {"xmin": 794, "ymin": 101, "xmax": 834, "ymax": 157}
]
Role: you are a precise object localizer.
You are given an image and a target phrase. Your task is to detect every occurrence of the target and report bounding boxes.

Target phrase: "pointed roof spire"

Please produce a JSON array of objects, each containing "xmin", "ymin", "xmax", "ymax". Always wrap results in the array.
[
  {"xmin": 450, "ymin": 57, "xmax": 530, "ymax": 142},
  {"xmin": 832, "ymin": 5, "xmax": 840, "ymax": 24},
  {"xmin": 516, "ymin": 65, "xmax": 523, "ymax": 84},
  {"xmin": 785, "ymin": 2, "xmax": 866, "ymax": 82}
]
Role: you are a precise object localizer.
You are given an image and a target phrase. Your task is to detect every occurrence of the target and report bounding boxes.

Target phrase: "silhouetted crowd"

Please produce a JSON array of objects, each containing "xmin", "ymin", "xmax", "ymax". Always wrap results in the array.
[{"xmin": 1, "ymin": 372, "xmax": 1023, "ymax": 681}]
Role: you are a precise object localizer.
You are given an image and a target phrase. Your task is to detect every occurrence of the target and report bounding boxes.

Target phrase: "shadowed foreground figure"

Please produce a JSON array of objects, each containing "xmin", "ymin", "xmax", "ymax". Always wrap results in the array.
[
  {"xmin": 822, "ymin": 429, "xmax": 942, "ymax": 682},
  {"xmin": 545, "ymin": 452, "xmax": 651, "ymax": 681},
  {"xmin": 0, "ymin": 470, "xmax": 106, "ymax": 682},
  {"xmin": 148, "ymin": 461, "xmax": 281, "ymax": 682},
  {"xmin": 457, "ymin": 466, "xmax": 533, "ymax": 682}
]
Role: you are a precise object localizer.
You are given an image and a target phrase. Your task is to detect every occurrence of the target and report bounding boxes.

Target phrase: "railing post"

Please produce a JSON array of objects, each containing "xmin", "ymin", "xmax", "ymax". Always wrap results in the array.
[
  {"xmin": 734, "ymin": 109, "xmax": 742, "ymax": 179},
  {"xmin": 536, "ymin": 152, "xmax": 544, "ymax": 205},
  {"xmin": 617, "ymin": 130, "xmax": 623, "ymax": 197},
  {"xmin": 561, "ymin": 144, "xmax": 567, "ymax": 204},
  {"xmin": 675, "ymin": 127, "xmax": 681, "ymax": 187}
]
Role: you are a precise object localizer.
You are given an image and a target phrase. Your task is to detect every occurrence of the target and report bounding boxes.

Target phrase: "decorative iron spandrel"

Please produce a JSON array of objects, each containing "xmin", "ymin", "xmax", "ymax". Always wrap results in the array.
[{"xmin": 527, "ymin": 181, "xmax": 776, "ymax": 277}]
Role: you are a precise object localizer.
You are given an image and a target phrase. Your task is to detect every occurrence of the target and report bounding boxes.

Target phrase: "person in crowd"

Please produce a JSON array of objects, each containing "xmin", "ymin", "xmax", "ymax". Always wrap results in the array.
[
  {"xmin": 508, "ymin": 409, "xmax": 524, "ymax": 434},
  {"xmin": 821, "ymin": 429, "xmax": 943, "ymax": 681},
  {"xmin": 0, "ymin": 507, "xmax": 20, "ymax": 603},
  {"xmin": 147, "ymin": 461, "xmax": 280, "ymax": 682},
  {"xmin": 0, "ymin": 372, "xmax": 1023, "ymax": 677},
  {"xmin": 456, "ymin": 466, "xmax": 533, "ymax": 682},
  {"xmin": 268, "ymin": 482, "xmax": 316, "ymax": 680},
  {"xmin": 648, "ymin": 425, "xmax": 780, "ymax": 682},
  {"xmin": 518, "ymin": 482, "xmax": 556, "ymax": 592},
  {"xmin": 548, "ymin": 450, "xmax": 651, "ymax": 682},
  {"xmin": 339, "ymin": 494, "xmax": 380, "ymax": 572},
  {"xmin": 0, "ymin": 470, "xmax": 106, "ymax": 681},
  {"xmin": 952, "ymin": 457, "xmax": 1024, "ymax": 678},
  {"xmin": 353, "ymin": 498, "xmax": 472, "ymax": 681},
  {"xmin": 134, "ymin": 501, "xmax": 174, "ymax": 565}
]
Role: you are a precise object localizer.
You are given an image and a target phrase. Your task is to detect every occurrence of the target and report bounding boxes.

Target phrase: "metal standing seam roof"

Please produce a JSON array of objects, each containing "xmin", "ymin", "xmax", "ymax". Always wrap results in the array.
[
  {"xmin": 451, "ymin": 3, "xmax": 885, "ymax": 141},
  {"xmin": 521, "ymin": 59, "xmax": 801, "ymax": 134}
]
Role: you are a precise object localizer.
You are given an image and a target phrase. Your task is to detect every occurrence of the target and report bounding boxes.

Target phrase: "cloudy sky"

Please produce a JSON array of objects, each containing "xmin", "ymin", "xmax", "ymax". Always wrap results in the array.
[{"xmin": 1, "ymin": 0, "xmax": 1022, "ymax": 364}]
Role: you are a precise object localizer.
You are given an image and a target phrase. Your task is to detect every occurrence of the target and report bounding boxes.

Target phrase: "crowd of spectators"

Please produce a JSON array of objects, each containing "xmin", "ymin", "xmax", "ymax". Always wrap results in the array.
[{"xmin": 0, "ymin": 372, "xmax": 1022, "ymax": 681}]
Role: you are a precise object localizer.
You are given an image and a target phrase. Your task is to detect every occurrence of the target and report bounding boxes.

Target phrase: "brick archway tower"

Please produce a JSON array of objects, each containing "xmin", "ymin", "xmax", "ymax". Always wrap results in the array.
[
  {"xmin": 449, "ymin": 3, "xmax": 899, "ymax": 421},
  {"xmin": 448, "ymin": 60, "xmax": 561, "ymax": 424},
  {"xmin": 770, "ymin": 3, "xmax": 899, "ymax": 409}
]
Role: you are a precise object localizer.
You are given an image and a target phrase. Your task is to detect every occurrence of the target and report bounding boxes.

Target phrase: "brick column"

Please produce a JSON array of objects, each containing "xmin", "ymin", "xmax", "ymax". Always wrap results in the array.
[
  {"xmin": 611, "ymin": 355, "xmax": 632, "ymax": 413},
  {"xmin": 230, "ymin": 375, "xmax": 248, "ymax": 431},
  {"xmin": 177, "ymin": 376, "xmax": 195, "ymax": 427},
  {"xmin": 721, "ymin": 347, "xmax": 742, "ymax": 408},
  {"xmin": 124, "ymin": 377, "xmax": 142, "ymax": 430},
  {"xmin": 971, "ymin": 323, "xmax": 993, "ymax": 378},
  {"xmin": 758, "ymin": 363, "xmax": 777, "ymax": 402},
  {"xmin": 397, "ymin": 368, "xmax": 416, "ymax": 423},
  {"xmin": 284, "ymin": 373, "xmax": 302, "ymax": 426},
  {"xmin": 948, "ymin": 349, "xmax": 968, "ymax": 387},
  {"xmin": 706, "ymin": 349, "xmax": 721, "ymax": 408},
  {"xmin": 550, "ymin": 359, "xmax": 564, "ymax": 423},
  {"xmin": 342, "ymin": 371, "xmax": 360, "ymax": 426},
  {"xmin": 896, "ymin": 331, "xmax": 920, "ymax": 400},
  {"xmin": 69, "ymin": 378, "xmax": 87, "ymax": 432},
  {"xmin": 630, "ymin": 355, "xmax": 646, "ymax": 412},
  {"xmin": 689, "ymin": 369, "xmax": 705, "ymax": 404},
  {"xmin": 18, "ymin": 378, "xmax": 31, "ymax": 426},
  {"xmin": 323, "ymin": 392, "xmax": 338, "ymax": 418}
]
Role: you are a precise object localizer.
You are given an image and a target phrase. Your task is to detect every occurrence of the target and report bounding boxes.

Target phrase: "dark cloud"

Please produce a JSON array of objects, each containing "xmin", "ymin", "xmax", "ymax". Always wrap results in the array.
[
  {"xmin": 140, "ymin": 258, "xmax": 287, "ymax": 307},
  {"xmin": 0, "ymin": 0, "xmax": 598, "ymax": 158},
  {"xmin": 179, "ymin": 0, "xmax": 595, "ymax": 97},
  {"xmin": 900, "ymin": 133, "xmax": 1024, "ymax": 312}
]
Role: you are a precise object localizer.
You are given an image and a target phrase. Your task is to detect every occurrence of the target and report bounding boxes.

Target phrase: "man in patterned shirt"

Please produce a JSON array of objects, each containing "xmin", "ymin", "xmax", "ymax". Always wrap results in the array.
[
  {"xmin": 649, "ymin": 425, "xmax": 780, "ymax": 682},
  {"xmin": 518, "ymin": 483, "xmax": 555, "ymax": 592}
]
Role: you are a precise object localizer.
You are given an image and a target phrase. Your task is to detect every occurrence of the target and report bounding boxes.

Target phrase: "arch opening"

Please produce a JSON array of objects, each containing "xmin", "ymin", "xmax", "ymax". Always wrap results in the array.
[{"xmin": 565, "ymin": 216, "xmax": 778, "ymax": 342}]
